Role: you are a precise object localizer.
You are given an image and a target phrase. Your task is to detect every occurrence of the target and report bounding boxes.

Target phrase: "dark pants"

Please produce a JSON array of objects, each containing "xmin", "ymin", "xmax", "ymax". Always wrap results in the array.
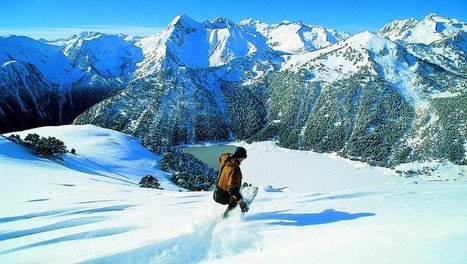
[{"xmin": 223, "ymin": 202, "xmax": 238, "ymax": 218}]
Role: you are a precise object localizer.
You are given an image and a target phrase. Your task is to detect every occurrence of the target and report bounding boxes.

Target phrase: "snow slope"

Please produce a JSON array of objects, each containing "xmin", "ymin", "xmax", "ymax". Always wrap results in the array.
[
  {"xmin": 1, "ymin": 125, "xmax": 467, "ymax": 263},
  {"xmin": 282, "ymin": 31, "xmax": 432, "ymax": 107},
  {"xmin": 378, "ymin": 13, "xmax": 466, "ymax": 45},
  {"xmin": 377, "ymin": 13, "xmax": 467, "ymax": 75},
  {"xmin": 240, "ymin": 19, "xmax": 351, "ymax": 54},
  {"xmin": 0, "ymin": 36, "xmax": 84, "ymax": 84},
  {"xmin": 63, "ymin": 33, "xmax": 143, "ymax": 79},
  {"xmin": 135, "ymin": 14, "xmax": 278, "ymax": 75},
  {"xmin": 1, "ymin": 125, "xmax": 177, "ymax": 191}
]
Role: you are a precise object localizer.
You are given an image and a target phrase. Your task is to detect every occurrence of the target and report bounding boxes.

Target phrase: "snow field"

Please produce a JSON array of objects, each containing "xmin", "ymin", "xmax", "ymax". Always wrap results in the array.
[{"xmin": 1, "ymin": 125, "xmax": 467, "ymax": 263}]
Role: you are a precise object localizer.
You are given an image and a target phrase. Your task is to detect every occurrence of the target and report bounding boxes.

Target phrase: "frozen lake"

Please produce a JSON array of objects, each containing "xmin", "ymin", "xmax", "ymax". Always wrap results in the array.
[{"xmin": 180, "ymin": 144, "xmax": 237, "ymax": 169}]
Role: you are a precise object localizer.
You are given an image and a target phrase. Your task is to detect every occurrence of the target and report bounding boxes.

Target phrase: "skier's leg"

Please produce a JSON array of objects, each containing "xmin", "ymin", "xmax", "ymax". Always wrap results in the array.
[{"xmin": 223, "ymin": 202, "xmax": 238, "ymax": 218}]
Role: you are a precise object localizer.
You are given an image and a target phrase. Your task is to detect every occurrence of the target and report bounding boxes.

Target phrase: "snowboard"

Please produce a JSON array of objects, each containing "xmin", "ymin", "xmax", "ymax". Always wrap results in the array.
[
  {"xmin": 240, "ymin": 185, "xmax": 259, "ymax": 209},
  {"xmin": 222, "ymin": 185, "xmax": 258, "ymax": 219}
]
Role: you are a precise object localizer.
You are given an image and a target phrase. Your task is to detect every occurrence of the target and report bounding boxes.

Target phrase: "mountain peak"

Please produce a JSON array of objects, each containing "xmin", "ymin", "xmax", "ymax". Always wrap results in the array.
[
  {"xmin": 378, "ymin": 17, "xmax": 418, "ymax": 33},
  {"xmin": 210, "ymin": 16, "xmax": 235, "ymax": 27},
  {"xmin": 169, "ymin": 14, "xmax": 199, "ymax": 29},
  {"xmin": 345, "ymin": 31, "xmax": 398, "ymax": 52},
  {"xmin": 239, "ymin": 18, "xmax": 265, "ymax": 27},
  {"xmin": 426, "ymin": 13, "xmax": 440, "ymax": 19},
  {"xmin": 348, "ymin": 31, "xmax": 379, "ymax": 43},
  {"xmin": 77, "ymin": 31, "xmax": 104, "ymax": 40},
  {"xmin": 62, "ymin": 31, "xmax": 104, "ymax": 43},
  {"xmin": 424, "ymin": 13, "xmax": 453, "ymax": 22}
]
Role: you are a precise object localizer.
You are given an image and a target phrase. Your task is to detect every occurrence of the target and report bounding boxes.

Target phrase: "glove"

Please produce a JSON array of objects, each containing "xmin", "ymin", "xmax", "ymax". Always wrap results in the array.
[{"xmin": 238, "ymin": 199, "xmax": 249, "ymax": 213}]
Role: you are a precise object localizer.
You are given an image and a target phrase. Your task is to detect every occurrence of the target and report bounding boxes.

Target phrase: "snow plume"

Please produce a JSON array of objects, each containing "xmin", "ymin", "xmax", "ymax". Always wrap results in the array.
[
  {"xmin": 86, "ymin": 197, "xmax": 259, "ymax": 264},
  {"xmin": 152, "ymin": 199, "xmax": 258, "ymax": 263}
]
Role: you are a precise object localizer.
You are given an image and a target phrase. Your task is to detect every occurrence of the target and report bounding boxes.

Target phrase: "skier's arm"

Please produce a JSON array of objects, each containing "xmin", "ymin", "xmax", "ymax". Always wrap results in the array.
[
  {"xmin": 229, "ymin": 188, "xmax": 243, "ymax": 201},
  {"xmin": 230, "ymin": 187, "xmax": 248, "ymax": 213},
  {"xmin": 228, "ymin": 169, "xmax": 243, "ymax": 201}
]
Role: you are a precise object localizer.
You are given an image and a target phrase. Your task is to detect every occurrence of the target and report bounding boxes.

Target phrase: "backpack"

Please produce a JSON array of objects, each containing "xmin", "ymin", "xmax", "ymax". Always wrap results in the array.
[
  {"xmin": 213, "ymin": 154, "xmax": 231, "ymax": 205},
  {"xmin": 213, "ymin": 185, "xmax": 230, "ymax": 205}
]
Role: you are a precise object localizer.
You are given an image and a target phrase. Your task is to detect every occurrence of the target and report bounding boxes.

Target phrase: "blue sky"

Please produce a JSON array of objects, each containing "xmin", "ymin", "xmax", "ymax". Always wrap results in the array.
[{"xmin": 1, "ymin": 0, "xmax": 466, "ymax": 39}]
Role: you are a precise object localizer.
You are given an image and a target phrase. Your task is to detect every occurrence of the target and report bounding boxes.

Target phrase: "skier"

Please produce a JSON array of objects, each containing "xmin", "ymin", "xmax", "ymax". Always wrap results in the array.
[{"xmin": 217, "ymin": 146, "xmax": 249, "ymax": 218}]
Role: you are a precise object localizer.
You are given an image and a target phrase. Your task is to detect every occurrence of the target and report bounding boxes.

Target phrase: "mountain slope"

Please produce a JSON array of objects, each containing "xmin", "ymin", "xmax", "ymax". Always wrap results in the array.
[
  {"xmin": 135, "ymin": 14, "xmax": 280, "ymax": 75},
  {"xmin": 0, "ymin": 34, "xmax": 143, "ymax": 133},
  {"xmin": 74, "ymin": 66, "xmax": 268, "ymax": 152},
  {"xmin": 1, "ymin": 14, "xmax": 466, "ymax": 166},
  {"xmin": 74, "ymin": 16, "xmax": 467, "ymax": 166},
  {"xmin": 0, "ymin": 59, "xmax": 63, "ymax": 132},
  {"xmin": 63, "ymin": 33, "xmax": 143, "ymax": 80},
  {"xmin": 0, "ymin": 36, "xmax": 83, "ymax": 84},
  {"xmin": 0, "ymin": 15, "xmax": 350, "ymax": 134},
  {"xmin": 240, "ymin": 19, "xmax": 351, "ymax": 54},
  {"xmin": 260, "ymin": 31, "xmax": 466, "ymax": 165},
  {"xmin": 378, "ymin": 13, "xmax": 466, "ymax": 44},
  {"xmin": 2, "ymin": 124, "xmax": 177, "ymax": 189},
  {"xmin": 1, "ymin": 128, "xmax": 466, "ymax": 263},
  {"xmin": 378, "ymin": 13, "xmax": 467, "ymax": 74}
]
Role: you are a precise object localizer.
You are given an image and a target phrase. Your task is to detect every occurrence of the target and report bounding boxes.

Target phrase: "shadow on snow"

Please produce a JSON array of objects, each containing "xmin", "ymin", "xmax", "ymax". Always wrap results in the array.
[
  {"xmin": 0, "ymin": 205, "xmax": 134, "ymax": 224},
  {"xmin": 0, "ymin": 216, "xmax": 108, "ymax": 241},
  {"xmin": 2, "ymin": 227, "xmax": 137, "ymax": 254},
  {"xmin": 245, "ymin": 209, "xmax": 375, "ymax": 226}
]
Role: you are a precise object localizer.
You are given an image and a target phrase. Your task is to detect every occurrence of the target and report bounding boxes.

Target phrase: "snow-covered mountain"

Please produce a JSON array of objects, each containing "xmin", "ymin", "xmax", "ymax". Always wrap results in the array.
[
  {"xmin": 0, "ymin": 35, "xmax": 83, "ymax": 84},
  {"xmin": 62, "ymin": 32, "xmax": 143, "ymax": 80},
  {"xmin": 260, "ymin": 30, "xmax": 465, "ymax": 166},
  {"xmin": 378, "ymin": 13, "xmax": 467, "ymax": 74},
  {"xmin": 75, "ymin": 15, "xmax": 466, "ymax": 166},
  {"xmin": 135, "ymin": 14, "xmax": 281, "ymax": 75},
  {"xmin": 1, "ymin": 13, "xmax": 466, "ymax": 166},
  {"xmin": 282, "ymin": 30, "xmax": 460, "ymax": 102},
  {"xmin": 378, "ymin": 13, "xmax": 466, "ymax": 44},
  {"xmin": 240, "ymin": 19, "xmax": 351, "ymax": 54},
  {"xmin": 0, "ymin": 33, "xmax": 143, "ymax": 133},
  {"xmin": 0, "ymin": 15, "xmax": 348, "ymax": 133}
]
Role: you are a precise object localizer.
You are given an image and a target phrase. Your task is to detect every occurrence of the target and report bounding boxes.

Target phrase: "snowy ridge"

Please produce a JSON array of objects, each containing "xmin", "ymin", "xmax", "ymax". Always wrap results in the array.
[
  {"xmin": 135, "ymin": 14, "xmax": 281, "ymax": 75},
  {"xmin": 378, "ymin": 13, "xmax": 467, "ymax": 75},
  {"xmin": 0, "ymin": 32, "xmax": 143, "ymax": 86},
  {"xmin": 63, "ymin": 33, "xmax": 143, "ymax": 79},
  {"xmin": 45, "ymin": 31, "xmax": 108, "ymax": 47},
  {"xmin": 378, "ymin": 17, "xmax": 419, "ymax": 43},
  {"xmin": 205, "ymin": 17, "xmax": 269, "ymax": 66},
  {"xmin": 135, "ymin": 14, "xmax": 350, "ymax": 75},
  {"xmin": 282, "ymin": 31, "xmax": 435, "ymax": 106},
  {"xmin": 0, "ymin": 32, "xmax": 144, "ymax": 133},
  {"xmin": 240, "ymin": 19, "xmax": 351, "ymax": 54},
  {"xmin": 0, "ymin": 35, "xmax": 83, "ymax": 84},
  {"xmin": 378, "ymin": 13, "xmax": 467, "ymax": 44},
  {"xmin": 0, "ymin": 13, "xmax": 463, "ymax": 86}
]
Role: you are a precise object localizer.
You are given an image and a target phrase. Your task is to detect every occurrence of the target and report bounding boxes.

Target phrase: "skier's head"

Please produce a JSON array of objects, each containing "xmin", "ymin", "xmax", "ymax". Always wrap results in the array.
[{"xmin": 233, "ymin": 147, "xmax": 247, "ymax": 159}]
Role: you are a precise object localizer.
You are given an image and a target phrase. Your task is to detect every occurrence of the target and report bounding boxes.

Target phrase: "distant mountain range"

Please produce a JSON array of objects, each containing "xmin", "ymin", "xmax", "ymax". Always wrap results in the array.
[{"xmin": 1, "ymin": 13, "xmax": 466, "ymax": 166}]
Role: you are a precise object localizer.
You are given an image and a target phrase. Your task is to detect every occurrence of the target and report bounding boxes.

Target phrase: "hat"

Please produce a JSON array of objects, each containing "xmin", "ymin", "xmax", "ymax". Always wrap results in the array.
[{"xmin": 233, "ymin": 147, "xmax": 247, "ymax": 159}]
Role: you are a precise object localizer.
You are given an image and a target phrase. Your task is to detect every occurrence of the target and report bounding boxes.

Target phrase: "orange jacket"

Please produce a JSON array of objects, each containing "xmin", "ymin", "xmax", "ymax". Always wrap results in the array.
[{"xmin": 217, "ymin": 153, "xmax": 243, "ymax": 200}]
